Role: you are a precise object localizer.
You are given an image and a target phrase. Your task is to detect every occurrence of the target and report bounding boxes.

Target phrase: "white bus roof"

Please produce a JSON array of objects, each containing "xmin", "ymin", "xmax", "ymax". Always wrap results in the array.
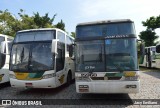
[
  {"xmin": 76, "ymin": 19, "xmax": 133, "ymax": 26},
  {"xmin": 16, "ymin": 28, "xmax": 74, "ymax": 40},
  {"xmin": 17, "ymin": 28, "xmax": 65, "ymax": 34},
  {"xmin": 0, "ymin": 34, "xmax": 14, "ymax": 39}
]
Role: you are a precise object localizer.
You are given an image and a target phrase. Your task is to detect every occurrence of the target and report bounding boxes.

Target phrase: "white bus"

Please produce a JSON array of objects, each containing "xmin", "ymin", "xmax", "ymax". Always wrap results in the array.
[
  {"xmin": 9, "ymin": 28, "xmax": 75, "ymax": 88},
  {"xmin": 139, "ymin": 45, "xmax": 160, "ymax": 68},
  {"xmin": 0, "ymin": 34, "xmax": 13, "ymax": 84},
  {"xmin": 75, "ymin": 19, "xmax": 140, "ymax": 93}
]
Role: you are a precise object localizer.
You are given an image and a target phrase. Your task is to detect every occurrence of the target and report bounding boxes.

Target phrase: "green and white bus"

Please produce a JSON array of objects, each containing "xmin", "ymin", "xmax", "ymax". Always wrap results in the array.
[
  {"xmin": 139, "ymin": 45, "xmax": 160, "ymax": 68},
  {"xmin": 9, "ymin": 28, "xmax": 75, "ymax": 88},
  {"xmin": 0, "ymin": 34, "xmax": 13, "ymax": 84},
  {"xmin": 75, "ymin": 19, "xmax": 140, "ymax": 93}
]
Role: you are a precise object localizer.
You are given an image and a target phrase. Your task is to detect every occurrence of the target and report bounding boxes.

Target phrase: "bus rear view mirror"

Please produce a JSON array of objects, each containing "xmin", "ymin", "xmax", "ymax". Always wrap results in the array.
[
  {"xmin": 156, "ymin": 45, "xmax": 160, "ymax": 53},
  {"xmin": 51, "ymin": 39, "xmax": 59, "ymax": 54},
  {"xmin": 140, "ymin": 43, "xmax": 145, "ymax": 55},
  {"xmin": 69, "ymin": 45, "xmax": 73, "ymax": 57},
  {"xmin": 138, "ymin": 40, "xmax": 145, "ymax": 55}
]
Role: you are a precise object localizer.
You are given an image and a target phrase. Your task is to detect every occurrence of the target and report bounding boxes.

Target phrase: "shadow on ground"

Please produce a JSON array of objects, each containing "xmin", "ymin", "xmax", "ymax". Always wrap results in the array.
[
  {"xmin": 11, "ymin": 80, "xmax": 75, "ymax": 99},
  {"xmin": 140, "ymin": 67, "xmax": 160, "ymax": 79},
  {"xmin": 0, "ymin": 82, "xmax": 10, "ymax": 89}
]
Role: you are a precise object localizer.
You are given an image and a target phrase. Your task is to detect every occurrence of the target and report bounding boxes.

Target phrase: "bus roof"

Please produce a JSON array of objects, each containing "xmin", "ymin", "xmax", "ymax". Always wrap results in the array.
[
  {"xmin": 76, "ymin": 19, "xmax": 133, "ymax": 26},
  {"xmin": 17, "ymin": 28, "xmax": 66, "ymax": 34},
  {"xmin": 16, "ymin": 28, "xmax": 74, "ymax": 40},
  {"xmin": 0, "ymin": 34, "xmax": 14, "ymax": 39}
]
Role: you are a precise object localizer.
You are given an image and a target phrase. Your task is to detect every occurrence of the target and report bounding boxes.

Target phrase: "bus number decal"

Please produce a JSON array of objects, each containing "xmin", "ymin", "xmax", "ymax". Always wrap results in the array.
[{"xmin": 81, "ymin": 73, "xmax": 97, "ymax": 77}]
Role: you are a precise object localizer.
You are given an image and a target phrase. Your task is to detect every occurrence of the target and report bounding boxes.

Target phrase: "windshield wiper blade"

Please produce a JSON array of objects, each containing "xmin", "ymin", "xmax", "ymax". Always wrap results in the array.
[
  {"xmin": 112, "ymin": 64, "xmax": 123, "ymax": 73},
  {"xmin": 20, "ymin": 47, "xmax": 24, "ymax": 63}
]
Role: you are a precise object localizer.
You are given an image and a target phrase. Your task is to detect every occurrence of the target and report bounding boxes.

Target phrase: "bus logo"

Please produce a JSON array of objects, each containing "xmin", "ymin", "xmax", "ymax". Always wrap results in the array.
[
  {"xmin": 85, "ymin": 66, "xmax": 95, "ymax": 70},
  {"xmin": 2, "ymin": 100, "xmax": 11, "ymax": 105}
]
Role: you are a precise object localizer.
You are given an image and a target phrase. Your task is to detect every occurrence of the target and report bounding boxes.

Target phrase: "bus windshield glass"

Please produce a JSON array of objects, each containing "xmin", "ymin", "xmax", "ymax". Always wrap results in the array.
[
  {"xmin": 76, "ymin": 23, "xmax": 135, "ymax": 38},
  {"xmin": 10, "ymin": 43, "xmax": 54, "ymax": 72},
  {"xmin": 14, "ymin": 30, "xmax": 55, "ymax": 42},
  {"xmin": 76, "ymin": 38, "xmax": 138, "ymax": 72},
  {"xmin": 76, "ymin": 40, "xmax": 105, "ymax": 72},
  {"xmin": 105, "ymin": 38, "xmax": 138, "ymax": 71}
]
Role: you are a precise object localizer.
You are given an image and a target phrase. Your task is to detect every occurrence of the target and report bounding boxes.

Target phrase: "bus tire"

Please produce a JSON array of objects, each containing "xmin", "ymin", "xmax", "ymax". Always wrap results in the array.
[{"xmin": 66, "ymin": 71, "xmax": 72, "ymax": 86}]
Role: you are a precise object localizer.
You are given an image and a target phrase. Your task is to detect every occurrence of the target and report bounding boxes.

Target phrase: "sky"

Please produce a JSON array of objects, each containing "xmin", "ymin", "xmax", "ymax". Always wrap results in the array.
[{"xmin": 0, "ymin": 0, "xmax": 160, "ymax": 36}]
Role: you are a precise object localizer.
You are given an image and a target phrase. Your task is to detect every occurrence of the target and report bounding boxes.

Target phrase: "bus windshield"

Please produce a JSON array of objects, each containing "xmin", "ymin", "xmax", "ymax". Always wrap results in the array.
[
  {"xmin": 105, "ymin": 38, "xmax": 138, "ymax": 71},
  {"xmin": 76, "ymin": 40, "xmax": 105, "ymax": 72},
  {"xmin": 76, "ymin": 23, "xmax": 135, "ymax": 38},
  {"xmin": 14, "ymin": 30, "xmax": 55, "ymax": 42},
  {"xmin": 10, "ymin": 43, "xmax": 54, "ymax": 72},
  {"xmin": 75, "ymin": 38, "xmax": 138, "ymax": 72}
]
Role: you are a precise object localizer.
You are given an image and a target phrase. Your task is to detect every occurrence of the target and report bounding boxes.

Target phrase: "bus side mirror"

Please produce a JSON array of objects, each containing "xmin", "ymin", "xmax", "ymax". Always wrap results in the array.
[
  {"xmin": 140, "ymin": 43, "xmax": 145, "ymax": 55},
  {"xmin": 138, "ymin": 40, "xmax": 145, "ymax": 55},
  {"xmin": 156, "ymin": 45, "xmax": 160, "ymax": 53},
  {"xmin": 51, "ymin": 39, "xmax": 58, "ymax": 54},
  {"xmin": 69, "ymin": 45, "xmax": 73, "ymax": 57}
]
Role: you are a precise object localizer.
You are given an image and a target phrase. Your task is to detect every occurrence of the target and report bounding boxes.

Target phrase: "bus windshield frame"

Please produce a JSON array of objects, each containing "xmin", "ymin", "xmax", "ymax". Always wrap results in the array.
[
  {"xmin": 10, "ymin": 30, "xmax": 55, "ymax": 72},
  {"xmin": 10, "ymin": 42, "xmax": 54, "ymax": 72}
]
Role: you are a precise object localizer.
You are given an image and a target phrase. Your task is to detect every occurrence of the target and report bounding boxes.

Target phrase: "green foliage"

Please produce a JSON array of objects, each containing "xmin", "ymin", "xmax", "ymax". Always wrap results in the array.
[
  {"xmin": 55, "ymin": 19, "xmax": 65, "ymax": 31},
  {"xmin": 142, "ymin": 15, "xmax": 160, "ymax": 30},
  {"xmin": 0, "ymin": 9, "xmax": 65, "ymax": 36},
  {"xmin": 0, "ymin": 9, "xmax": 16, "ymax": 35},
  {"xmin": 71, "ymin": 32, "xmax": 75, "ymax": 38},
  {"xmin": 139, "ymin": 15, "xmax": 160, "ymax": 46},
  {"xmin": 33, "ymin": 12, "xmax": 56, "ymax": 28},
  {"xmin": 139, "ymin": 30, "xmax": 158, "ymax": 47}
]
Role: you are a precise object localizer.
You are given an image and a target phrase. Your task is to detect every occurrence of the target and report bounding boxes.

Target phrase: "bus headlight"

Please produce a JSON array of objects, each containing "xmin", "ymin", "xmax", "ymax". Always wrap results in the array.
[
  {"xmin": 42, "ymin": 73, "xmax": 56, "ymax": 79},
  {"xmin": 9, "ymin": 74, "xmax": 16, "ymax": 79},
  {"xmin": 124, "ymin": 71, "xmax": 136, "ymax": 77},
  {"xmin": 124, "ymin": 71, "xmax": 140, "ymax": 81}
]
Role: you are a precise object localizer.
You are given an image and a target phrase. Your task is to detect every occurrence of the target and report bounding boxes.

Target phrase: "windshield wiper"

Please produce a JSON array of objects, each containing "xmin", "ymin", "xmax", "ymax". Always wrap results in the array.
[
  {"xmin": 20, "ymin": 48, "xmax": 24, "ymax": 63},
  {"xmin": 112, "ymin": 64, "xmax": 123, "ymax": 73},
  {"xmin": 107, "ymin": 56, "xmax": 124, "ymax": 73}
]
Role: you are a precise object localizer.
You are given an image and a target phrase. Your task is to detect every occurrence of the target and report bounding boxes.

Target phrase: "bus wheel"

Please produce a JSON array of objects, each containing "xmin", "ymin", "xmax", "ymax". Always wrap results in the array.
[{"xmin": 66, "ymin": 71, "xmax": 72, "ymax": 86}]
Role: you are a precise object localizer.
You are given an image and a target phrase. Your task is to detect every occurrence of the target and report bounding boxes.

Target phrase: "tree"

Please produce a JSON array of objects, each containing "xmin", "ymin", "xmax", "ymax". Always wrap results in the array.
[
  {"xmin": 142, "ymin": 15, "xmax": 160, "ymax": 30},
  {"xmin": 139, "ymin": 15, "xmax": 160, "ymax": 46},
  {"xmin": 0, "ymin": 9, "xmax": 65, "ymax": 36},
  {"xmin": 33, "ymin": 12, "xmax": 56, "ymax": 28},
  {"xmin": 70, "ymin": 32, "xmax": 75, "ymax": 38},
  {"xmin": 55, "ymin": 19, "xmax": 65, "ymax": 31},
  {"xmin": 139, "ymin": 30, "xmax": 158, "ymax": 47},
  {"xmin": 0, "ymin": 9, "xmax": 16, "ymax": 35}
]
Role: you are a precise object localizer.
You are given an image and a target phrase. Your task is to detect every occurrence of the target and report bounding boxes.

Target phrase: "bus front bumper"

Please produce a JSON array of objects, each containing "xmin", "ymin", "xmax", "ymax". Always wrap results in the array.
[
  {"xmin": 76, "ymin": 80, "xmax": 140, "ymax": 94},
  {"xmin": 10, "ymin": 78, "xmax": 57, "ymax": 88}
]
